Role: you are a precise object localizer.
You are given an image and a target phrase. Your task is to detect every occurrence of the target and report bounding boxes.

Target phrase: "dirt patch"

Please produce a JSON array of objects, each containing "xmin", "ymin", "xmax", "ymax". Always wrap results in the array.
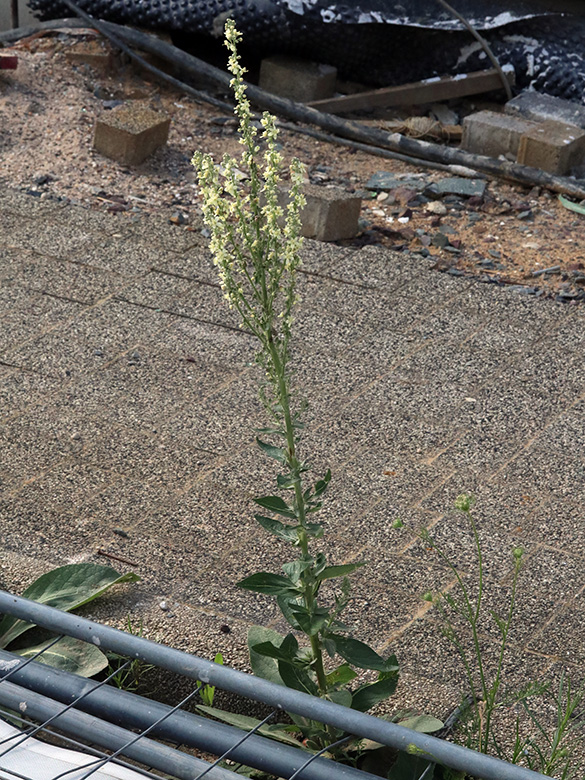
[{"xmin": 1, "ymin": 30, "xmax": 585, "ymax": 302}]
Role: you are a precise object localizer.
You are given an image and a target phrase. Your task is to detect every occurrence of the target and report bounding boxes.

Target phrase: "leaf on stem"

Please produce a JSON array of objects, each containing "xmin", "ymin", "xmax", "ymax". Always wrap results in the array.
[
  {"xmin": 278, "ymin": 660, "xmax": 319, "ymax": 696},
  {"xmin": 305, "ymin": 522, "xmax": 324, "ymax": 539},
  {"xmin": 237, "ymin": 572, "xmax": 299, "ymax": 596},
  {"xmin": 328, "ymin": 634, "xmax": 399, "ymax": 673},
  {"xmin": 325, "ymin": 663, "xmax": 357, "ymax": 689},
  {"xmin": 256, "ymin": 438, "xmax": 287, "ymax": 464},
  {"xmin": 277, "ymin": 474, "xmax": 297, "ymax": 490},
  {"xmin": 254, "ymin": 495, "xmax": 297, "ymax": 519},
  {"xmin": 317, "ymin": 563, "xmax": 366, "ymax": 581},
  {"xmin": 289, "ymin": 605, "xmax": 330, "ymax": 636},
  {"xmin": 251, "ymin": 636, "xmax": 301, "ymax": 665},
  {"xmin": 254, "ymin": 514, "xmax": 299, "ymax": 543},
  {"xmin": 351, "ymin": 673, "xmax": 400, "ymax": 712},
  {"xmin": 248, "ymin": 625, "xmax": 285, "ymax": 685},
  {"xmin": 255, "ymin": 427, "xmax": 286, "ymax": 437},
  {"xmin": 314, "ymin": 470, "xmax": 332, "ymax": 498},
  {"xmin": 277, "ymin": 595, "xmax": 302, "ymax": 630}
]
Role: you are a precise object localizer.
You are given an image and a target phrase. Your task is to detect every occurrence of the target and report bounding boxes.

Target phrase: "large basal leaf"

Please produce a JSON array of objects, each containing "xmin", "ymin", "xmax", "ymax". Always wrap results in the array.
[
  {"xmin": 248, "ymin": 626, "xmax": 285, "ymax": 686},
  {"xmin": 196, "ymin": 705, "xmax": 305, "ymax": 748},
  {"xmin": 0, "ymin": 564, "xmax": 140, "ymax": 648},
  {"xmin": 397, "ymin": 714, "xmax": 444, "ymax": 733},
  {"xmin": 16, "ymin": 635, "xmax": 109, "ymax": 677}
]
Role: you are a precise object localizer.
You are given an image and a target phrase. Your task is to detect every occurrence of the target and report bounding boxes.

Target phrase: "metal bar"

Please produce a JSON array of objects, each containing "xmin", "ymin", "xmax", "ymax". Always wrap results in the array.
[
  {"xmin": 0, "ymin": 660, "xmax": 134, "ymax": 755},
  {"xmin": 0, "ymin": 650, "xmax": 371, "ymax": 780},
  {"xmin": 0, "ymin": 708, "xmax": 170, "ymax": 780},
  {"xmin": 0, "ymin": 680, "xmax": 237, "ymax": 780},
  {"xmin": 48, "ymin": 685, "xmax": 203, "ymax": 780},
  {"xmin": 0, "ymin": 592, "xmax": 551, "ymax": 780}
]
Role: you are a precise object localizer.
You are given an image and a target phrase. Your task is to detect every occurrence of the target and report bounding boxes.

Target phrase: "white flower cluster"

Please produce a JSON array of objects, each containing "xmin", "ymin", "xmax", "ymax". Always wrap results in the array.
[{"xmin": 192, "ymin": 19, "xmax": 306, "ymax": 358}]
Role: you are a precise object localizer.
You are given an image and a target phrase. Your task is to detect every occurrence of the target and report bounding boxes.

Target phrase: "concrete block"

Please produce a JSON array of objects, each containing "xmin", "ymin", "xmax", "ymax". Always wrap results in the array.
[
  {"xmin": 461, "ymin": 110, "xmax": 538, "ymax": 160},
  {"xmin": 280, "ymin": 183, "xmax": 361, "ymax": 242},
  {"xmin": 259, "ymin": 55, "xmax": 337, "ymax": 103},
  {"xmin": 93, "ymin": 103, "xmax": 170, "ymax": 166},
  {"xmin": 517, "ymin": 120, "xmax": 585, "ymax": 175},
  {"xmin": 65, "ymin": 39, "xmax": 113, "ymax": 72},
  {"xmin": 506, "ymin": 91, "xmax": 585, "ymax": 130}
]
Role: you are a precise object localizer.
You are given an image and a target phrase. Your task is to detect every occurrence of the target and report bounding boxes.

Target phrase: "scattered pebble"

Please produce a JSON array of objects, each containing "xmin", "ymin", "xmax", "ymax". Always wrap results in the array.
[{"xmin": 425, "ymin": 201, "xmax": 447, "ymax": 215}]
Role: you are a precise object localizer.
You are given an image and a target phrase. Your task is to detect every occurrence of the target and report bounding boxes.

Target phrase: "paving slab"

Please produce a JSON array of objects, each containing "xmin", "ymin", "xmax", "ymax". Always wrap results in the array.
[{"xmin": 1, "ymin": 187, "xmax": 585, "ymax": 746}]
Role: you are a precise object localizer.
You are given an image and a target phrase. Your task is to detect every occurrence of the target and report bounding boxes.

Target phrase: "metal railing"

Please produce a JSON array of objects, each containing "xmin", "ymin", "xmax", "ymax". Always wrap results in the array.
[{"xmin": 0, "ymin": 591, "xmax": 551, "ymax": 780}]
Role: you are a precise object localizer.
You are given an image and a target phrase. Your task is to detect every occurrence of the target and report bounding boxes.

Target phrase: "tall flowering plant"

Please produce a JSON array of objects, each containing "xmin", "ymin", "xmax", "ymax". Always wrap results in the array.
[{"xmin": 192, "ymin": 20, "xmax": 403, "ymax": 758}]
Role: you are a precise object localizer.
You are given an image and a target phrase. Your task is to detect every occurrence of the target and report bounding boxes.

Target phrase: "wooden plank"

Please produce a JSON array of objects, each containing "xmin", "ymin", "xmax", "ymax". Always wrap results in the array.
[{"xmin": 308, "ymin": 67, "xmax": 515, "ymax": 114}]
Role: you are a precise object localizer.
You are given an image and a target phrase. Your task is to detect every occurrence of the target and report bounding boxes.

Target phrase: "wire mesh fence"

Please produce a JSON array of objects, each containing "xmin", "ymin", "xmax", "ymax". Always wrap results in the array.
[{"xmin": 0, "ymin": 591, "xmax": 550, "ymax": 780}]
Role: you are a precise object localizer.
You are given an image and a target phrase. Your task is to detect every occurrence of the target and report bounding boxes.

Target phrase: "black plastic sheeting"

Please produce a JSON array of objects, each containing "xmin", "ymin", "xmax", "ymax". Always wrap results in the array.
[{"xmin": 26, "ymin": 0, "xmax": 585, "ymax": 101}]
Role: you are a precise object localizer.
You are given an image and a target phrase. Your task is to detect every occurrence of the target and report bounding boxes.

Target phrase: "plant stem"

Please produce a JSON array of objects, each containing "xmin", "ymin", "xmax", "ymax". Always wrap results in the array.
[{"xmin": 267, "ymin": 337, "xmax": 329, "ymax": 697}]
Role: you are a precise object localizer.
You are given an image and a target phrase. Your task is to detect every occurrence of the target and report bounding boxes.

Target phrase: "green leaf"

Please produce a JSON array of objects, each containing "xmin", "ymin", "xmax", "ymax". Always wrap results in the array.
[
  {"xmin": 305, "ymin": 522, "xmax": 324, "ymax": 539},
  {"xmin": 277, "ymin": 474, "xmax": 296, "ymax": 490},
  {"xmin": 397, "ymin": 715, "xmax": 443, "ymax": 733},
  {"xmin": 317, "ymin": 563, "xmax": 365, "ymax": 581},
  {"xmin": 0, "ymin": 564, "xmax": 140, "ymax": 648},
  {"xmin": 254, "ymin": 496, "xmax": 296, "ymax": 519},
  {"xmin": 248, "ymin": 626, "xmax": 284, "ymax": 686},
  {"xmin": 278, "ymin": 659, "xmax": 319, "ymax": 696},
  {"xmin": 387, "ymin": 751, "xmax": 435, "ymax": 780},
  {"xmin": 254, "ymin": 515, "xmax": 298, "ymax": 543},
  {"xmin": 282, "ymin": 560, "xmax": 312, "ymax": 582},
  {"xmin": 256, "ymin": 438, "xmax": 287, "ymax": 464},
  {"xmin": 196, "ymin": 706, "xmax": 305, "ymax": 748},
  {"xmin": 313, "ymin": 470, "xmax": 332, "ymax": 498},
  {"xmin": 237, "ymin": 572, "xmax": 299, "ymax": 596},
  {"xmin": 305, "ymin": 503, "xmax": 323, "ymax": 514},
  {"xmin": 351, "ymin": 673, "xmax": 399, "ymax": 712},
  {"xmin": 328, "ymin": 635, "xmax": 399, "ymax": 673},
  {"xmin": 255, "ymin": 427, "xmax": 285, "ymax": 437},
  {"xmin": 277, "ymin": 595, "xmax": 302, "ymax": 630},
  {"xmin": 16, "ymin": 636, "xmax": 109, "ymax": 677},
  {"xmin": 289, "ymin": 605, "xmax": 330, "ymax": 637},
  {"xmin": 252, "ymin": 638, "xmax": 300, "ymax": 665},
  {"xmin": 325, "ymin": 664, "xmax": 357, "ymax": 689},
  {"xmin": 328, "ymin": 688, "xmax": 353, "ymax": 707}
]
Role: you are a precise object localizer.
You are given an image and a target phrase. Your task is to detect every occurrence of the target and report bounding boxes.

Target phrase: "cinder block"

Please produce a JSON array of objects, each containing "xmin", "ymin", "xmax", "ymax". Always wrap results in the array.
[
  {"xmin": 506, "ymin": 91, "xmax": 585, "ymax": 130},
  {"xmin": 461, "ymin": 110, "xmax": 538, "ymax": 160},
  {"xmin": 259, "ymin": 56, "xmax": 337, "ymax": 103},
  {"xmin": 66, "ymin": 39, "xmax": 113, "ymax": 72},
  {"xmin": 517, "ymin": 119, "xmax": 585, "ymax": 175},
  {"xmin": 93, "ymin": 103, "xmax": 170, "ymax": 166},
  {"xmin": 282, "ymin": 183, "xmax": 361, "ymax": 242}
]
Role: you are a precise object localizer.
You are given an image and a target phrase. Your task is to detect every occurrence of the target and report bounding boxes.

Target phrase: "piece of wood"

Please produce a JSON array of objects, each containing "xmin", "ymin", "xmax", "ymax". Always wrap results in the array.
[
  {"xmin": 308, "ymin": 67, "xmax": 515, "ymax": 114},
  {"xmin": 6, "ymin": 16, "xmax": 585, "ymax": 199}
]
